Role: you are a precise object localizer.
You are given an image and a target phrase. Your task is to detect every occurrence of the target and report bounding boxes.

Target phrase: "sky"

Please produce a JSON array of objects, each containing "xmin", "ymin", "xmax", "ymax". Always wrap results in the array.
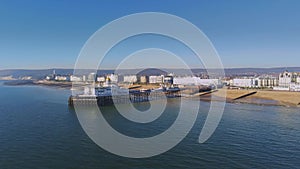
[{"xmin": 0, "ymin": 0, "xmax": 300, "ymax": 69}]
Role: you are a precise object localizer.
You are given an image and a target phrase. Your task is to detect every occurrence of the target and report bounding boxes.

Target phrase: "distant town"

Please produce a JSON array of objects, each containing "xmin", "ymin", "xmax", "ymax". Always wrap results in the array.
[
  {"xmin": 40, "ymin": 69, "xmax": 300, "ymax": 92},
  {"xmin": 1, "ymin": 68, "xmax": 300, "ymax": 107},
  {"xmin": 1, "ymin": 69, "xmax": 300, "ymax": 92}
]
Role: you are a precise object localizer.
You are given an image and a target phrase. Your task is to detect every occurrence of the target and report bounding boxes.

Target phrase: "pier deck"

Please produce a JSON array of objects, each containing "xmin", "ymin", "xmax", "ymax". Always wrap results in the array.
[{"xmin": 69, "ymin": 90, "xmax": 181, "ymax": 106}]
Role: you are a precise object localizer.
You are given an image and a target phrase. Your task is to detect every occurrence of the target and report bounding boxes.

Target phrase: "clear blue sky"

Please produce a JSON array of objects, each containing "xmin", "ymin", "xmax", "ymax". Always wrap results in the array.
[{"xmin": 0, "ymin": 0, "xmax": 299, "ymax": 69}]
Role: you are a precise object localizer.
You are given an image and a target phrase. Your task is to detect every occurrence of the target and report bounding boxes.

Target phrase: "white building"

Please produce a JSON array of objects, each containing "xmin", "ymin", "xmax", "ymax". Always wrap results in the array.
[
  {"xmin": 70, "ymin": 75, "xmax": 82, "ymax": 82},
  {"xmin": 290, "ymin": 83, "xmax": 300, "ymax": 92},
  {"xmin": 45, "ymin": 76, "xmax": 51, "ymax": 80},
  {"xmin": 55, "ymin": 75, "xmax": 68, "ymax": 81},
  {"xmin": 96, "ymin": 76, "xmax": 106, "ymax": 82},
  {"xmin": 21, "ymin": 76, "xmax": 32, "ymax": 80},
  {"xmin": 292, "ymin": 72, "xmax": 300, "ymax": 83},
  {"xmin": 231, "ymin": 76, "xmax": 279, "ymax": 88},
  {"xmin": 272, "ymin": 71, "xmax": 300, "ymax": 91},
  {"xmin": 256, "ymin": 77, "xmax": 278, "ymax": 87},
  {"xmin": 297, "ymin": 77, "xmax": 300, "ymax": 84},
  {"xmin": 232, "ymin": 78, "xmax": 253, "ymax": 88},
  {"xmin": 279, "ymin": 71, "xmax": 292, "ymax": 88},
  {"xmin": 149, "ymin": 76, "xmax": 157, "ymax": 84},
  {"xmin": 156, "ymin": 75, "xmax": 164, "ymax": 84},
  {"xmin": 82, "ymin": 75, "xmax": 86, "ymax": 82},
  {"xmin": 108, "ymin": 74, "xmax": 118, "ymax": 83},
  {"xmin": 149, "ymin": 75, "xmax": 164, "ymax": 84},
  {"xmin": 123, "ymin": 75, "xmax": 137, "ymax": 83},
  {"xmin": 173, "ymin": 76, "xmax": 220, "ymax": 86},
  {"xmin": 174, "ymin": 76, "xmax": 197, "ymax": 85}
]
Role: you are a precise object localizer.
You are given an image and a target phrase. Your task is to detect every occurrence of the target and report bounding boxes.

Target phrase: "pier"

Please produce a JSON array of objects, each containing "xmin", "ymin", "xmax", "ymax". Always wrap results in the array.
[{"xmin": 68, "ymin": 89, "xmax": 181, "ymax": 106}]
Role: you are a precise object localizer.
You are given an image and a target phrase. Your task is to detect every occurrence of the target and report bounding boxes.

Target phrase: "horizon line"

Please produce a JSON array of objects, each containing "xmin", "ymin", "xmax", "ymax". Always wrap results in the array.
[{"xmin": 0, "ymin": 66, "xmax": 298, "ymax": 71}]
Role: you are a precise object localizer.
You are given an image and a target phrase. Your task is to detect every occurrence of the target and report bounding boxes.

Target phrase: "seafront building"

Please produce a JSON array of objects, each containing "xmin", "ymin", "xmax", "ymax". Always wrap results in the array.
[
  {"xmin": 231, "ymin": 78, "xmax": 253, "ymax": 88},
  {"xmin": 96, "ymin": 76, "xmax": 105, "ymax": 82},
  {"xmin": 292, "ymin": 72, "xmax": 300, "ymax": 83},
  {"xmin": 108, "ymin": 74, "xmax": 118, "ymax": 83},
  {"xmin": 274, "ymin": 71, "xmax": 300, "ymax": 91},
  {"xmin": 278, "ymin": 71, "xmax": 292, "ymax": 88},
  {"xmin": 173, "ymin": 76, "xmax": 220, "ymax": 86},
  {"xmin": 231, "ymin": 76, "xmax": 278, "ymax": 88},
  {"xmin": 43, "ymin": 69, "xmax": 300, "ymax": 92},
  {"xmin": 55, "ymin": 75, "xmax": 69, "ymax": 81},
  {"xmin": 70, "ymin": 75, "xmax": 82, "ymax": 82},
  {"xmin": 230, "ymin": 71, "xmax": 300, "ymax": 91},
  {"xmin": 290, "ymin": 83, "xmax": 300, "ymax": 92},
  {"xmin": 149, "ymin": 75, "xmax": 164, "ymax": 84},
  {"xmin": 123, "ymin": 75, "xmax": 138, "ymax": 83},
  {"xmin": 297, "ymin": 77, "xmax": 300, "ymax": 84}
]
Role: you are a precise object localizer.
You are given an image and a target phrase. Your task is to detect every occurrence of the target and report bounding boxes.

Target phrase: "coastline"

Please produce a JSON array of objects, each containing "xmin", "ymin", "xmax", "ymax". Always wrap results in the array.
[
  {"xmin": 3, "ymin": 80, "xmax": 72, "ymax": 89},
  {"xmin": 3, "ymin": 81, "xmax": 300, "ymax": 107}
]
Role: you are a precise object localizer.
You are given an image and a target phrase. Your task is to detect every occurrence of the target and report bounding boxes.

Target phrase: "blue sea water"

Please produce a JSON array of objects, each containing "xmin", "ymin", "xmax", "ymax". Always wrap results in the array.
[{"xmin": 0, "ymin": 81, "xmax": 299, "ymax": 169}]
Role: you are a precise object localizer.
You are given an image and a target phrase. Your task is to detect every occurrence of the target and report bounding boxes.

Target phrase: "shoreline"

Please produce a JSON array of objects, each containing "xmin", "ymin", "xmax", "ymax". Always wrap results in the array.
[
  {"xmin": 3, "ymin": 80, "xmax": 300, "ymax": 107},
  {"xmin": 3, "ymin": 80, "xmax": 72, "ymax": 89}
]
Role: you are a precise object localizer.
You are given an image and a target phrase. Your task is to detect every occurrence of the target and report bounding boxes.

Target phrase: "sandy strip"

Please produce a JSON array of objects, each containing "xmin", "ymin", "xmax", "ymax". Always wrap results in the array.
[{"xmin": 212, "ymin": 89, "xmax": 300, "ymax": 107}]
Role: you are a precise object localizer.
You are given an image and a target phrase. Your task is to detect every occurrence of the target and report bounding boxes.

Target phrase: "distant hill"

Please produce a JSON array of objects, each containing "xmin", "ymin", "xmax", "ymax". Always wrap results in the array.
[
  {"xmin": 1, "ymin": 67, "xmax": 300, "ymax": 79},
  {"xmin": 136, "ymin": 68, "xmax": 167, "ymax": 76}
]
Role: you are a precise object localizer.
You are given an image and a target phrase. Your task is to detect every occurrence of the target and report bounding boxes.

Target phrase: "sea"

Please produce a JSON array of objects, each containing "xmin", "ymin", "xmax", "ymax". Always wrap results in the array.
[{"xmin": 0, "ymin": 81, "xmax": 299, "ymax": 169}]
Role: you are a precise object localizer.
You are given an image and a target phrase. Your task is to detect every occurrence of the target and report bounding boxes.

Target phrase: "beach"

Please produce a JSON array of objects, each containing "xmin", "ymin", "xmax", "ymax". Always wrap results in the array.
[
  {"xmin": 128, "ymin": 84, "xmax": 300, "ymax": 107},
  {"xmin": 211, "ymin": 88, "xmax": 300, "ymax": 107}
]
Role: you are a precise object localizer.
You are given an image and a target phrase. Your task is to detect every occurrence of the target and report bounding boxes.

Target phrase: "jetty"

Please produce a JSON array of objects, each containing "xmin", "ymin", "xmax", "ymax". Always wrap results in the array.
[{"xmin": 68, "ymin": 88, "xmax": 181, "ymax": 106}]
